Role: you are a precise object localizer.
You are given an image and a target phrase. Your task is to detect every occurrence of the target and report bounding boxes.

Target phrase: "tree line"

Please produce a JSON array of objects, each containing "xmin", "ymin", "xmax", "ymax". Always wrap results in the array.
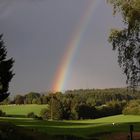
[
  {"xmin": 2, "ymin": 88, "xmax": 140, "ymax": 105},
  {"xmin": 1, "ymin": 88, "xmax": 140, "ymax": 120}
]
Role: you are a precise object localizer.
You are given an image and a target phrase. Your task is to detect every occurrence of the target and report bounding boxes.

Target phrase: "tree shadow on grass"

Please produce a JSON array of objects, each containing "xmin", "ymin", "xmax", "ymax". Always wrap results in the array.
[{"xmin": 1, "ymin": 118, "xmax": 140, "ymax": 139}]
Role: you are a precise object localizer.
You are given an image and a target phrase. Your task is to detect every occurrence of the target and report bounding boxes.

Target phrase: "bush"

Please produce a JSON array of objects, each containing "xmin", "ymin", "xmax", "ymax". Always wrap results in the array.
[
  {"xmin": 40, "ymin": 108, "xmax": 50, "ymax": 120},
  {"xmin": 122, "ymin": 100, "xmax": 140, "ymax": 115},
  {"xmin": 0, "ymin": 110, "xmax": 6, "ymax": 117},
  {"xmin": 75, "ymin": 104, "xmax": 95, "ymax": 119},
  {"xmin": 27, "ymin": 112, "xmax": 37, "ymax": 118},
  {"xmin": 34, "ymin": 116, "xmax": 43, "ymax": 120}
]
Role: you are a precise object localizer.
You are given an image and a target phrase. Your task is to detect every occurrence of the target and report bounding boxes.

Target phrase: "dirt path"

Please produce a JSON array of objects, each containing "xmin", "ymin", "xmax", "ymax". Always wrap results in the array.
[{"xmin": 105, "ymin": 132, "xmax": 140, "ymax": 140}]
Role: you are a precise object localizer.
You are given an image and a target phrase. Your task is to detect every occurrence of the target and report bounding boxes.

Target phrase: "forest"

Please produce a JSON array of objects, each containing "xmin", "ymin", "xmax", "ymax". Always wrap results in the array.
[{"xmin": 1, "ymin": 88, "xmax": 140, "ymax": 120}]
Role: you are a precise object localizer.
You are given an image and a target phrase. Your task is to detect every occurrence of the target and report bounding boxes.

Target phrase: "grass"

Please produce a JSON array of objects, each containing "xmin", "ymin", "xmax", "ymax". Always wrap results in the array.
[
  {"xmin": 0, "ymin": 104, "xmax": 48, "ymax": 117},
  {"xmin": 0, "ymin": 115, "xmax": 140, "ymax": 139},
  {"xmin": 69, "ymin": 114, "xmax": 140, "ymax": 123},
  {"xmin": 0, "ymin": 104, "xmax": 140, "ymax": 139}
]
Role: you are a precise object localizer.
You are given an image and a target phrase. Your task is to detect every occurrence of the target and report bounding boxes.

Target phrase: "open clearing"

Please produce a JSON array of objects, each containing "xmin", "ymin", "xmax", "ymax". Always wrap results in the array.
[{"xmin": 0, "ymin": 104, "xmax": 48, "ymax": 116}]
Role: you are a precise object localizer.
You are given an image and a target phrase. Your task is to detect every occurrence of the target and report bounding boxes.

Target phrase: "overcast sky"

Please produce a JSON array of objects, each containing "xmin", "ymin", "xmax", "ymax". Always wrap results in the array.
[{"xmin": 0, "ymin": 0, "xmax": 126, "ymax": 95}]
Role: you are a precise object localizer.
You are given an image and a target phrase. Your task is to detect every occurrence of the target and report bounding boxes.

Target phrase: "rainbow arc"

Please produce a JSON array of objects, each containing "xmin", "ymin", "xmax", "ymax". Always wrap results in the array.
[{"xmin": 52, "ymin": 0, "xmax": 101, "ymax": 92}]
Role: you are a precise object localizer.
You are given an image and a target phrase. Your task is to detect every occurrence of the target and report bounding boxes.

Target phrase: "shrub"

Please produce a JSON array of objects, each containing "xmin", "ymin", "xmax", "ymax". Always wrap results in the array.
[
  {"xmin": 122, "ymin": 100, "xmax": 140, "ymax": 115},
  {"xmin": 0, "ymin": 110, "xmax": 6, "ymax": 117},
  {"xmin": 34, "ymin": 116, "xmax": 43, "ymax": 120},
  {"xmin": 27, "ymin": 112, "xmax": 37, "ymax": 118},
  {"xmin": 40, "ymin": 108, "xmax": 50, "ymax": 120}
]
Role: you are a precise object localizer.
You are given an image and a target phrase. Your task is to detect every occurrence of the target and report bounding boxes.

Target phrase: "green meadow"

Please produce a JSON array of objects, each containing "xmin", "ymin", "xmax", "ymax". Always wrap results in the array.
[
  {"xmin": 0, "ymin": 104, "xmax": 48, "ymax": 116},
  {"xmin": 1, "ymin": 114, "xmax": 140, "ymax": 139},
  {"xmin": 1, "ymin": 105, "xmax": 140, "ymax": 139}
]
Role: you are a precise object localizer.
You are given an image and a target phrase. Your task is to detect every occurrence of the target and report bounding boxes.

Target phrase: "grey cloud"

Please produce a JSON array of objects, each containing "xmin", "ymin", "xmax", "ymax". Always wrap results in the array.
[
  {"xmin": 0, "ymin": 0, "xmax": 15, "ymax": 18},
  {"xmin": 0, "ymin": 0, "xmax": 45, "ymax": 18}
]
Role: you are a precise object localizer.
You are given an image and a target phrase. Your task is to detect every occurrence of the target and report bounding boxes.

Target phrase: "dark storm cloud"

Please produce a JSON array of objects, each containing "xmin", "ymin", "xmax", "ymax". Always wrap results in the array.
[{"xmin": 0, "ymin": 0, "xmax": 126, "ymax": 94}]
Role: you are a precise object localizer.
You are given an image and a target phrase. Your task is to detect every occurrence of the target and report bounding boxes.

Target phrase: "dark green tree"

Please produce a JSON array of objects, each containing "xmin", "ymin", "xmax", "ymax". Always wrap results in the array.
[
  {"xmin": 51, "ymin": 98, "xmax": 63, "ymax": 120},
  {"xmin": 0, "ymin": 34, "xmax": 14, "ymax": 102},
  {"xmin": 122, "ymin": 99, "xmax": 140, "ymax": 115},
  {"xmin": 40, "ymin": 108, "xmax": 50, "ymax": 120},
  {"xmin": 24, "ymin": 92, "xmax": 40, "ymax": 104},
  {"xmin": 75, "ymin": 103, "xmax": 95, "ymax": 119},
  {"xmin": 14, "ymin": 95, "xmax": 24, "ymax": 104},
  {"xmin": 107, "ymin": 0, "xmax": 140, "ymax": 91}
]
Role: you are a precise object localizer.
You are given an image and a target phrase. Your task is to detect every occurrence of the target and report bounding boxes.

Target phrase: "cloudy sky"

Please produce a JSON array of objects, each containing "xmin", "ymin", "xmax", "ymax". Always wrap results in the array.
[{"xmin": 0, "ymin": 0, "xmax": 126, "ymax": 94}]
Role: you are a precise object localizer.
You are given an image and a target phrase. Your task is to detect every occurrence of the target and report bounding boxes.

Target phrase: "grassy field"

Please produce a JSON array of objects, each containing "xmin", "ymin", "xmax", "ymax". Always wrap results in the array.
[
  {"xmin": 0, "ymin": 115, "xmax": 140, "ymax": 139},
  {"xmin": 0, "ymin": 104, "xmax": 48, "ymax": 116},
  {"xmin": 0, "ymin": 105, "xmax": 140, "ymax": 139}
]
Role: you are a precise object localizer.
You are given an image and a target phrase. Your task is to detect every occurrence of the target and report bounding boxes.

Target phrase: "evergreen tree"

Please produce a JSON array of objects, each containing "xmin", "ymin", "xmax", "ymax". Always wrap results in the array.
[{"xmin": 0, "ymin": 34, "xmax": 14, "ymax": 102}]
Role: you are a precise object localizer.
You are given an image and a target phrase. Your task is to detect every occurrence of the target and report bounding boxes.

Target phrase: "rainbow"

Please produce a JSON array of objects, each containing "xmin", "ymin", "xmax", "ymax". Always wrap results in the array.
[{"xmin": 52, "ymin": 0, "xmax": 101, "ymax": 92}]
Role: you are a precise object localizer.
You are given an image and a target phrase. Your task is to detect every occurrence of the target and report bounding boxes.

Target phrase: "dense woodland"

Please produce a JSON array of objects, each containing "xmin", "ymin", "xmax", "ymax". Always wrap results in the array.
[{"xmin": 1, "ymin": 88, "xmax": 140, "ymax": 120}]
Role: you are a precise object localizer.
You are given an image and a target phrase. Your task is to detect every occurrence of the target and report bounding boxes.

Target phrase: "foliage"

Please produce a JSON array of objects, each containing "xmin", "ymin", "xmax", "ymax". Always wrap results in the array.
[
  {"xmin": 40, "ymin": 108, "xmax": 50, "ymax": 120},
  {"xmin": 0, "ymin": 110, "xmax": 6, "ymax": 117},
  {"xmin": 0, "ymin": 34, "xmax": 14, "ymax": 102},
  {"xmin": 27, "ymin": 112, "xmax": 37, "ymax": 118},
  {"xmin": 75, "ymin": 103, "xmax": 95, "ymax": 119},
  {"xmin": 123, "ymin": 100, "xmax": 140, "ymax": 115},
  {"xmin": 24, "ymin": 92, "xmax": 40, "ymax": 104},
  {"xmin": 2, "ymin": 88, "xmax": 140, "ymax": 119},
  {"xmin": 46, "ymin": 89, "xmax": 128, "ymax": 120},
  {"xmin": 107, "ymin": 0, "xmax": 140, "ymax": 90},
  {"xmin": 11, "ymin": 88, "xmax": 140, "ymax": 105},
  {"xmin": 0, "ymin": 97, "xmax": 10, "ymax": 105},
  {"xmin": 96, "ymin": 101, "xmax": 124, "ymax": 118},
  {"xmin": 49, "ymin": 95, "xmax": 63, "ymax": 120},
  {"xmin": 14, "ymin": 95, "xmax": 24, "ymax": 104}
]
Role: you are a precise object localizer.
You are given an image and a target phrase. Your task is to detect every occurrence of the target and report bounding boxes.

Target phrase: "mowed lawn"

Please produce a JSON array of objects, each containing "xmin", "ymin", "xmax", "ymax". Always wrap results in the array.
[
  {"xmin": 0, "ymin": 104, "xmax": 48, "ymax": 116},
  {"xmin": 0, "ymin": 105, "xmax": 140, "ymax": 139},
  {"xmin": 1, "ymin": 115, "xmax": 140, "ymax": 139}
]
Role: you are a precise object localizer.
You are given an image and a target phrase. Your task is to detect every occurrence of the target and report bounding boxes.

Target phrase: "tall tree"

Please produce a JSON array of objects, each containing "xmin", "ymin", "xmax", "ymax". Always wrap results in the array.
[
  {"xmin": 107, "ymin": 0, "xmax": 140, "ymax": 91},
  {"xmin": 0, "ymin": 34, "xmax": 14, "ymax": 102}
]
